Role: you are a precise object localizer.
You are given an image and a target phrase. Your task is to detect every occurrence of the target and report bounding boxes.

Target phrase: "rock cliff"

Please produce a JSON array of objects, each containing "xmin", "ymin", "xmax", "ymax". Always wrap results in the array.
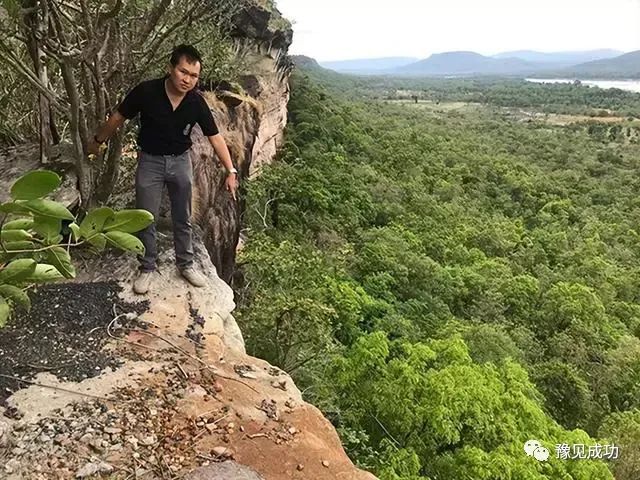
[
  {"xmin": 1, "ymin": 233, "xmax": 376, "ymax": 479},
  {"xmin": 0, "ymin": 2, "xmax": 378, "ymax": 479},
  {"xmin": 189, "ymin": 2, "xmax": 294, "ymax": 284}
]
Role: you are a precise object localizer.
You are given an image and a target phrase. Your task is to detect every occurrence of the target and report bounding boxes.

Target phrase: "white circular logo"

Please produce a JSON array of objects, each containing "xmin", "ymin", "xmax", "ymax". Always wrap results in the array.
[
  {"xmin": 524, "ymin": 440, "xmax": 541, "ymax": 456},
  {"xmin": 534, "ymin": 447, "xmax": 550, "ymax": 461},
  {"xmin": 524, "ymin": 440, "xmax": 550, "ymax": 462}
]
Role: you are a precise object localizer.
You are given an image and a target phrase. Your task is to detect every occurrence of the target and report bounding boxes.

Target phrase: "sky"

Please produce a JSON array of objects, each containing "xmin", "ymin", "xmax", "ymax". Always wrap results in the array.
[{"xmin": 274, "ymin": 0, "xmax": 640, "ymax": 61}]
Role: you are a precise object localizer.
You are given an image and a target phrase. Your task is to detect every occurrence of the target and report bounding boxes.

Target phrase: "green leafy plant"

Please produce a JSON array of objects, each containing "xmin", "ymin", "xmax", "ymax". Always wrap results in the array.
[{"xmin": 0, "ymin": 170, "xmax": 153, "ymax": 326}]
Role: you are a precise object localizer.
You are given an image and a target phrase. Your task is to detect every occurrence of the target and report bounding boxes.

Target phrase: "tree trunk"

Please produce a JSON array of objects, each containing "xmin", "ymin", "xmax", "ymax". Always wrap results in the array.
[
  {"xmin": 24, "ymin": 0, "xmax": 55, "ymax": 164},
  {"xmin": 94, "ymin": 130, "xmax": 124, "ymax": 204},
  {"xmin": 38, "ymin": 94, "xmax": 53, "ymax": 164}
]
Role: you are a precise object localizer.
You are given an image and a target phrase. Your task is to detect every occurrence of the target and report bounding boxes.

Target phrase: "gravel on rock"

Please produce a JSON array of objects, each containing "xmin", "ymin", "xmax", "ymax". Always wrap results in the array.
[{"xmin": 0, "ymin": 281, "xmax": 148, "ymax": 403}]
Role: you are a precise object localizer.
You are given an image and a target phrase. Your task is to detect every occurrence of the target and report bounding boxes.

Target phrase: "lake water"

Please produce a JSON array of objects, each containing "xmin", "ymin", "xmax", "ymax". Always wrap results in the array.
[{"xmin": 526, "ymin": 78, "xmax": 640, "ymax": 93}]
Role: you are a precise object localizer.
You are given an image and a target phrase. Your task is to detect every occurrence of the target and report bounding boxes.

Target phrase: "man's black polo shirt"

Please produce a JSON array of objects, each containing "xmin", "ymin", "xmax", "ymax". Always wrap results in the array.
[{"xmin": 117, "ymin": 77, "xmax": 218, "ymax": 155}]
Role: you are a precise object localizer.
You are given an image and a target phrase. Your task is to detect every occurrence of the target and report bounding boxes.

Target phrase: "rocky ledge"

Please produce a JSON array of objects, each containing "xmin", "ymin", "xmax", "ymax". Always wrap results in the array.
[{"xmin": 0, "ymin": 228, "xmax": 376, "ymax": 480}]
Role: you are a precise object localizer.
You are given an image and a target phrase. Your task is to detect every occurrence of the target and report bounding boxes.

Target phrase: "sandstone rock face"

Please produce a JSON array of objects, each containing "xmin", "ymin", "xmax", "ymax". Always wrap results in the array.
[
  {"xmin": 0, "ymin": 143, "xmax": 79, "ymax": 207},
  {"xmin": 2, "ymin": 232, "xmax": 377, "ymax": 479},
  {"xmin": 186, "ymin": 462, "xmax": 264, "ymax": 480},
  {"xmin": 0, "ymin": 418, "xmax": 12, "ymax": 448},
  {"xmin": 188, "ymin": 3, "xmax": 293, "ymax": 283},
  {"xmin": 74, "ymin": 226, "xmax": 245, "ymax": 353}
]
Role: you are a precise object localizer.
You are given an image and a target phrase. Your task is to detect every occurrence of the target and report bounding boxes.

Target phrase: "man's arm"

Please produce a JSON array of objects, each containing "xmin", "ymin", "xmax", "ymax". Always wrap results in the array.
[
  {"xmin": 208, "ymin": 133, "xmax": 238, "ymax": 200},
  {"xmin": 96, "ymin": 111, "xmax": 126, "ymax": 143},
  {"xmin": 207, "ymin": 133, "xmax": 234, "ymax": 172},
  {"xmin": 88, "ymin": 111, "xmax": 127, "ymax": 155}
]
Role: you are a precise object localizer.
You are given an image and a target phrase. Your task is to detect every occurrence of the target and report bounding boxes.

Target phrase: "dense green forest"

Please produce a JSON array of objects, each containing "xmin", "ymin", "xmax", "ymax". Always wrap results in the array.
[{"xmin": 236, "ymin": 68, "xmax": 640, "ymax": 479}]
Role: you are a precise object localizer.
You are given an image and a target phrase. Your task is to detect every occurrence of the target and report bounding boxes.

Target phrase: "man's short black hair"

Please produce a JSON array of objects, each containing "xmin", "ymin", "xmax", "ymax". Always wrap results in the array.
[{"xmin": 170, "ymin": 44, "xmax": 203, "ymax": 67}]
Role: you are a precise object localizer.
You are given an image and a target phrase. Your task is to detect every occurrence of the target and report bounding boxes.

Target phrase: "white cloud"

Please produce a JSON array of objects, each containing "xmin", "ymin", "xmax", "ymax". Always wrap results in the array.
[{"xmin": 274, "ymin": 0, "xmax": 640, "ymax": 61}]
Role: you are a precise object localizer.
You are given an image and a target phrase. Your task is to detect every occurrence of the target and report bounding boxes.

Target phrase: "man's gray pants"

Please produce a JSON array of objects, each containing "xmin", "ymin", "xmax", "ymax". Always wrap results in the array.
[{"xmin": 135, "ymin": 150, "xmax": 193, "ymax": 272}]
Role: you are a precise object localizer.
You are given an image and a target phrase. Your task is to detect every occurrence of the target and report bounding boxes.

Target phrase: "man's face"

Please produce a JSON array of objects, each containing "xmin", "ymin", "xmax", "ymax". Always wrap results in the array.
[{"xmin": 168, "ymin": 56, "xmax": 201, "ymax": 93}]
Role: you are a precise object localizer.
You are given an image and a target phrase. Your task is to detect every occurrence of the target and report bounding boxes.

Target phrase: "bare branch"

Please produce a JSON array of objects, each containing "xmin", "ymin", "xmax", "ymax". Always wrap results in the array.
[
  {"xmin": 137, "ymin": 0, "xmax": 171, "ymax": 45},
  {"xmin": 40, "ymin": 40, "xmax": 63, "ymax": 63},
  {"xmin": 78, "ymin": 0, "xmax": 94, "ymax": 43},
  {"xmin": 252, "ymin": 198, "xmax": 277, "ymax": 228},
  {"xmin": 138, "ymin": 1, "xmax": 208, "ymax": 73},
  {"xmin": 0, "ymin": 43, "xmax": 65, "ymax": 112},
  {"xmin": 150, "ymin": 1, "xmax": 208, "ymax": 50},
  {"xmin": 79, "ymin": 62, "xmax": 95, "ymax": 129},
  {"xmin": 96, "ymin": 22, "xmax": 110, "ymax": 62},
  {"xmin": 56, "ymin": 0, "xmax": 82, "ymax": 15},
  {"xmin": 51, "ymin": 0, "xmax": 76, "ymax": 25},
  {"xmin": 97, "ymin": 0, "xmax": 122, "ymax": 29},
  {"xmin": 287, "ymin": 353, "xmax": 321, "ymax": 373}
]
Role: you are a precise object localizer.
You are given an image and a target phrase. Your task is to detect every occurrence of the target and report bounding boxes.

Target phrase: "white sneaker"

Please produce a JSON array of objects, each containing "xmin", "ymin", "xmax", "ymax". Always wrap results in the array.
[
  {"xmin": 180, "ymin": 268, "xmax": 206, "ymax": 287},
  {"xmin": 133, "ymin": 271, "xmax": 153, "ymax": 294}
]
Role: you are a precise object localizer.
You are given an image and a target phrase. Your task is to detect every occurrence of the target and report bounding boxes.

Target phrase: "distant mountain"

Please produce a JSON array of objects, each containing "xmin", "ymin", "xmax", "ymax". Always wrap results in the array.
[
  {"xmin": 397, "ymin": 51, "xmax": 538, "ymax": 76},
  {"xmin": 549, "ymin": 50, "xmax": 640, "ymax": 78},
  {"xmin": 493, "ymin": 49, "xmax": 623, "ymax": 67},
  {"xmin": 290, "ymin": 55, "xmax": 354, "ymax": 83},
  {"xmin": 291, "ymin": 55, "xmax": 323, "ymax": 70},
  {"xmin": 320, "ymin": 57, "xmax": 419, "ymax": 74},
  {"xmin": 295, "ymin": 50, "xmax": 640, "ymax": 80}
]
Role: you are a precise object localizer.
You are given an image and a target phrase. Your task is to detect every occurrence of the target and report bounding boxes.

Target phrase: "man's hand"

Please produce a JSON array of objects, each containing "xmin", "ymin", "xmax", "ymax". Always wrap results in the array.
[
  {"xmin": 225, "ymin": 173, "xmax": 238, "ymax": 201},
  {"xmin": 208, "ymin": 134, "xmax": 237, "ymax": 200},
  {"xmin": 88, "ymin": 112, "xmax": 125, "ymax": 157}
]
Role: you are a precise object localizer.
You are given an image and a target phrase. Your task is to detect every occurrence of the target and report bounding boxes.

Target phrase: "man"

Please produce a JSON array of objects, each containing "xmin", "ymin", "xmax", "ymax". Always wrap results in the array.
[{"xmin": 88, "ymin": 44, "xmax": 238, "ymax": 294}]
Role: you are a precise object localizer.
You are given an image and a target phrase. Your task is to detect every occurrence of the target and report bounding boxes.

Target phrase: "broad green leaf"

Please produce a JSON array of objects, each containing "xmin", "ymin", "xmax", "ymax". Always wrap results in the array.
[
  {"xmin": 105, "ymin": 231, "xmax": 145, "ymax": 254},
  {"xmin": 103, "ymin": 209, "xmax": 154, "ymax": 233},
  {"xmin": 87, "ymin": 233, "xmax": 107, "ymax": 251},
  {"xmin": 0, "ymin": 258, "xmax": 37, "ymax": 283},
  {"xmin": 46, "ymin": 247, "xmax": 75, "ymax": 279},
  {"xmin": 79, "ymin": 207, "xmax": 114, "ymax": 239},
  {"xmin": 1, "ymin": 241, "xmax": 34, "ymax": 252},
  {"xmin": 0, "ymin": 230, "xmax": 32, "ymax": 242},
  {"xmin": 48, "ymin": 235, "xmax": 63, "ymax": 245},
  {"xmin": 0, "ymin": 297, "xmax": 8, "ymax": 327},
  {"xmin": 23, "ymin": 199, "xmax": 74, "ymax": 220},
  {"xmin": 68, "ymin": 222, "xmax": 81, "ymax": 242},
  {"xmin": 23, "ymin": 264, "xmax": 64, "ymax": 283},
  {"xmin": 32, "ymin": 216, "xmax": 62, "ymax": 244},
  {"xmin": 3, "ymin": 219, "xmax": 34, "ymax": 230},
  {"xmin": 11, "ymin": 170, "xmax": 61, "ymax": 200},
  {"xmin": 0, "ymin": 202, "xmax": 30, "ymax": 215},
  {"xmin": 0, "ymin": 241, "xmax": 36, "ymax": 262},
  {"xmin": 0, "ymin": 285, "xmax": 30, "ymax": 311}
]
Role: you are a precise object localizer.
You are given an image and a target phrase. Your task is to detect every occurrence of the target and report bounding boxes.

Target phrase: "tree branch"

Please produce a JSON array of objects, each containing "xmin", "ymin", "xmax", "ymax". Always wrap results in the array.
[
  {"xmin": 141, "ymin": 1, "xmax": 208, "ymax": 69},
  {"xmin": 0, "ymin": 43, "xmax": 65, "ymax": 112},
  {"xmin": 97, "ymin": 0, "xmax": 122, "ymax": 29},
  {"xmin": 287, "ymin": 352, "xmax": 321, "ymax": 373},
  {"xmin": 78, "ymin": 0, "xmax": 94, "ymax": 41},
  {"xmin": 137, "ymin": 0, "xmax": 172, "ymax": 46}
]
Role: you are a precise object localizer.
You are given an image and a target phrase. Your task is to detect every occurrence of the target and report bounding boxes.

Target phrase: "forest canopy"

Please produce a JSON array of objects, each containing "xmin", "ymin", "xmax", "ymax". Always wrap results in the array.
[{"xmin": 237, "ymin": 66, "xmax": 640, "ymax": 479}]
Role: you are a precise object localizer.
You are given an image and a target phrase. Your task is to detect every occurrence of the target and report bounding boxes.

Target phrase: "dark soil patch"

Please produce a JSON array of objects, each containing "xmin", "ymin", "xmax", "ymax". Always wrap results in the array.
[
  {"xmin": 0, "ymin": 281, "xmax": 148, "ymax": 404},
  {"xmin": 186, "ymin": 303, "xmax": 206, "ymax": 347}
]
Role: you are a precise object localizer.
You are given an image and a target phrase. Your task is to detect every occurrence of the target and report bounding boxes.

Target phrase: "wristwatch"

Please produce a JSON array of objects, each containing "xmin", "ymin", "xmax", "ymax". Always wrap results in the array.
[{"xmin": 227, "ymin": 167, "xmax": 238, "ymax": 175}]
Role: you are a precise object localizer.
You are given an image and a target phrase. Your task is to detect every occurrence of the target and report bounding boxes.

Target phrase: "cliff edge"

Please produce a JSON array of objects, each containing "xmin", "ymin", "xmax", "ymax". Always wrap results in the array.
[{"xmin": 0, "ymin": 2, "xmax": 378, "ymax": 479}]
